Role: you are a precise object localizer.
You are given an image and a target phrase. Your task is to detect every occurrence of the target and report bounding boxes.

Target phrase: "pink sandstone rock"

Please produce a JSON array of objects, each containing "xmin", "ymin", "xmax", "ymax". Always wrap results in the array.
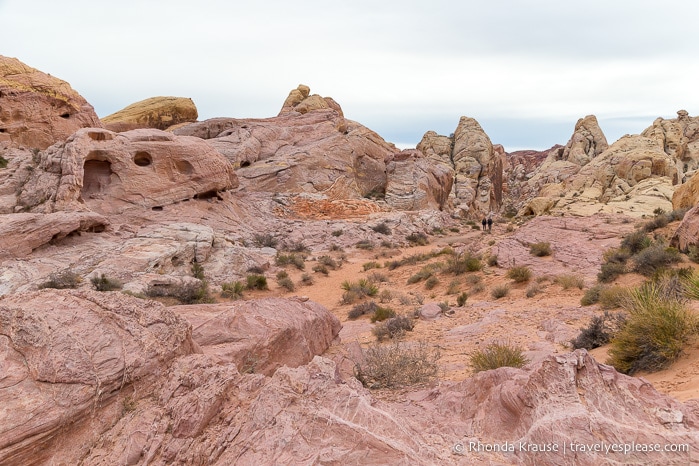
[{"xmin": 0, "ymin": 55, "xmax": 102, "ymax": 149}]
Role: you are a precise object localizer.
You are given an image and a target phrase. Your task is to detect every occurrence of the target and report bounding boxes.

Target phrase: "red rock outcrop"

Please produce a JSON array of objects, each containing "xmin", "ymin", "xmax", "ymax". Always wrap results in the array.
[
  {"xmin": 385, "ymin": 149, "xmax": 454, "ymax": 211},
  {"xmin": 101, "ymin": 96, "xmax": 198, "ymax": 132},
  {"xmin": 14, "ymin": 127, "xmax": 237, "ymax": 214},
  {"xmin": 173, "ymin": 297, "xmax": 341, "ymax": 375},
  {"xmin": 673, "ymin": 170, "xmax": 699, "ymax": 209},
  {"xmin": 0, "ymin": 55, "xmax": 102, "ymax": 149},
  {"xmin": 672, "ymin": 204, "xmax": 699, "ymax": 251}
]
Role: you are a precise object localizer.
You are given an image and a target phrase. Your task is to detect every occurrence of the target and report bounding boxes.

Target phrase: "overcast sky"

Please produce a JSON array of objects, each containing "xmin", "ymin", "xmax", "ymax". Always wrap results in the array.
[{"xmin": 2, "ymin": 1, "xmax": 698, "ymax": 151}]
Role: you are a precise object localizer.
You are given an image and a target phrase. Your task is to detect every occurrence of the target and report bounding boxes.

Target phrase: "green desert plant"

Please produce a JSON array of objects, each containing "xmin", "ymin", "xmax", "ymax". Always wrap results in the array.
[
  {"xmin": 370, "ymin": 305, "xmax": 396, "ymax": 323},
  {"xmin": 581, "ymin": 285, "xmax": 603, "ymax": 306},
  {"xmin": 275, "ymin": 252, "xmax": 305, "ymax": 270},
  {"xmin": 456, "ymin": 291, "xmax": 469, "ymax": 306},
  {"xmin": 221, "ymin": 281, "xmax": 245, "ymax": 299},
  {"xmin": 607, "ymin": 282, "xmax": 698, "ymax": 374},
  {"xmin": 341, "ymin": 278, "xmax": 379, "ymax": 304},
  {"xmin": 348, "ymin": 301, "xmax": 378, "ymax": 320},
  {"xmin": 39, "ymin": 270, "xmax": 82, "ymax": 289},
  {"xmin": 424, "ymin": 276, "xmax": 439, "ymax": 290},
  {"xmin": 631, "ymin": 244, "xmax": 681, "ymax": 276},
  {"xmin": 371, "ymin": 222, "xmax": 392, "ymax": 235},
  {"xmin": 469, "ymin": 341, "xmax": 529, "ymax": 373},
  {"xmin": 252, "ymin": 233, "xmax": 278, "ymax": 248},
  {"xmin": 363, "ymin": 261, "xmax": 381, "ymax": 271},
  {"xmin": 445, "ymin": 253, "xmax": 482, "ymax": 275},
  {"xmin": 405, "ymin": 232, "xmax": 429, "ymax": 246},
  {"xmin": 246, "ymin": 274, "xmax": 269, "ymax": 290},
  {"xmin": 506, "ymin": 266, "xmax": 532, "ymax": 283}
]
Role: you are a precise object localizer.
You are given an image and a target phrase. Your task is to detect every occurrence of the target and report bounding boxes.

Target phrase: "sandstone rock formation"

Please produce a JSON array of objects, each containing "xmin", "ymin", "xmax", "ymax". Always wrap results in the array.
[
  {"xmin": 101, "ymin": 96, "xmax": 198, "ymax": 132},
  {"xmin": 385, "ymin": 149, "xmax": 453, "ymax": 210},
  {"xmin": 416, "ymin": 117, "xmax": 504, "ymax": 218},
  {"xmin": 0, "ymin": 55, "xmax": 102, "ymax": 149},
  {"xmin": 2, "ymin": 289, "xmax": 696, "ymax": 466},
  {"xmin": 173, "ymin": 297, "xmax": 341, "ymax": 375},
  {"xmin": 11, "ymin": 127, "xmax": 237, "ymax": 214},
  {"xmin": 673, "ymin": 170, "xmax": 699, "ymax": 209},
  {"xmin": 558, "ymin": 115, "xmax": 608, "ymax": 165},
  {"xmin": 0, "ymin": 211, "xmax": 108, "ymax": 258},
  {"xmin": 672, "ymin": 204, "xmax": 699, "ymax": 251}
]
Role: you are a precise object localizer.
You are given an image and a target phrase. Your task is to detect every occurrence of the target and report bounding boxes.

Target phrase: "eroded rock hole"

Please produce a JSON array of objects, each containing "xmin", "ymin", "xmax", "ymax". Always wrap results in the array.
[
  {"xmin": 134, "ymin": 151, "xmax": 152, "ymax": 167},
  {"xmin": 240, "ymin": 161, "xmax": 251, "ymax": 167},
  {"xmin": 87, "ymin": 131, "xmax": 113, "ymax": 141},
  {"xmin": 60, "ymin": 113, "xmax": 70, "ymax": 119},
  {"xmin": 152, "ymin": 206, "xmax": 163, "ymax": 211},
  {"xmin": 82, "ymin": 160, "xmax": 113, "ymax": 197},
  {"xmin": 194, "ymin": 190, "xmax": 221, "ymax": 200},
  {"xmin": 175, "ymin": 159, "xmax": 193, "ymax": 175}
]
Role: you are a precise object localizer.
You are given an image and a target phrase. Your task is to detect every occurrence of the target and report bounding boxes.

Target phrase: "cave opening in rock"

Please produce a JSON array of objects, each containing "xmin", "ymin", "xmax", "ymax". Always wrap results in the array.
[
  {"xmin": 82, "ymin": 160, "xmax": 113, "ymax": 198},
  {"xmin": 60, "ymin": 113, "xmax": 70, "ymax": 119},
  {"xmin": 134, "ymin": 151, "xmax": 152, "ymax": 167},
  {"xmin": 240, "ymin": 160, "xmax": 251, "ymax": 168}
]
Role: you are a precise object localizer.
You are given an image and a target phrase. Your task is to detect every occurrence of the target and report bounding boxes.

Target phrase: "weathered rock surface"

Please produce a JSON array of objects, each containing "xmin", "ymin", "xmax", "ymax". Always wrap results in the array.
[
  {"xmin": 672, "ymin": 204, "xmax": 699, "ymax": 251},
  {"xmin": 385, "ymin": 149, "xmax": 454, "ymax": 210},
  {"xmin": 558, "ymin": 114, "xmax": 608, "ymax": 165},
  {"xmin": 0, "ymin": 55, "xmax": 102, "ymax": 149},
  {"xmin": 172, "ymin": 297, "xmax": 341, "ymax": 375},
  {"xmin": 0, "ymin": 290, "xmax": 195, "ymax": 466},
  {"xmin": 175, "ymin": 104, "xmax": 393, "ymax": 199},
  {"xmin": 673, "ymin": 170, "xmax": 699, "ymax": 209},
  {"xmin": 101, "ymin": 96, "xmax": 198, "ymax": 132},
  {"xmin": 0, "ymin": 211, "xmax": 108, "ymax": 258},
  {"xmin": 13, "ymin": 127, "xmax": 237, "ymax": 214}
]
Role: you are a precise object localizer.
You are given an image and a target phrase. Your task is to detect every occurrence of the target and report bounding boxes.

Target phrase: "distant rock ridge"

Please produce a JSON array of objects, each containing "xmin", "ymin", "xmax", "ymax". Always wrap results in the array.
[
  {"xmin": 0, "ymin": 55, "xmax": 102, "ymax": 149},
  {"xmin": 101, "ymin": 96, "xmax": 198, "ymax": 132}
]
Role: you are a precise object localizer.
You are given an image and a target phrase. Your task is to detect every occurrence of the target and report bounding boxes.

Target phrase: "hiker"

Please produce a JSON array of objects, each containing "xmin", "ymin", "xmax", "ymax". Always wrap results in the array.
[
  {"xmin": 482, "ymin": 218, "xmax": 487, "ymax": 231},
  {"xmin": 487, "ymin": 217, "xmax": 493, "ymax": 232}
]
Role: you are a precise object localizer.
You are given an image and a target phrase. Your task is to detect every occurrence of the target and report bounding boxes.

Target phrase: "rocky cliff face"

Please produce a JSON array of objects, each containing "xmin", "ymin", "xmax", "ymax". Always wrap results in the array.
[
  {"xmin": 0, "ymin": 55, "xmax": 102, "ymax": 149},
  {"xmin": 101, "ymin": 96, "xmax": 199, "ymax": 132}
]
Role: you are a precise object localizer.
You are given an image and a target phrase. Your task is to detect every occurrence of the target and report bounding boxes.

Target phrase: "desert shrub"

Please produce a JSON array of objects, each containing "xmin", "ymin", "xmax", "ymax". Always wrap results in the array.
[
  {"xmin": 469, "ymin": 341, "xmax": 529, "ymax": 373},
  {"xmin": 348, "ymin": 301, "xmax": 378, "ymax": 320},
  {"xmin": 191, "ymin": 262, "xmax": 205, "ymax": 280},
  {"xmin": 620, "ymin": 231, "xmax": 651, "ymax": 255},
  {"xmin": 252, "ymin": 233, "xmax": 278, "ymax": 248},
  {"xmin": 246, "ymin": 274, "xmax": 269, "ymax": 290},
  {"xmin": 486, "ymin": 254, "xmax": 498, "ymax": 267},
  {"xmin": 317, "ymin": 255, "xmax": 340, "ymax": 270},
  {"xmin": 424, "ymin": 276, "xmax": 439, "ymax": 290},
  {"xmin": 90, "ymin": 274, "xmax": 122, "ymax": 291},
  {"xmin": 456, "ymin": 291, "xmax": 468, "ymax": 306},
  {"xmin": 371, "ymin": 222, "xmax": 392, "ymax": 235},
  {"xmin": 147, "ymin": 280, "xmax": 214, "ymax": 304},
  {"xmin": 506, "ymin": 266, "xmax": 532, "ymax": 283},
  {"xmin": 491, "ymin": 284, "xmax": 510, "ymax": 299},
  {"xmin": 667, "ymin": 207, "xmax": 689, "ymax": 222},
  {"xmin": 221, "ymin": 281, "xmax": 244, "ymax": 299},
  {"xmin": 373, "ymin": 315, "xmax": 415, "ymax": 341},
  {"xmin": 466, "ymin": 275, "xmax": 482, "ymax": 286},
  {"xmin": 631, "ymin": 244, "xmax": 680, "ymax": 276},
  {"xmin": 598, "ymin": 261, "xmax": 626, "ymax": 283},
  {"xmin": 681, "ymin": 270, "xmax": 699, "ymax": 300},
  {"xmin": 525, "ymin": 282, "xmax": 542, "ymax": 298},
  {"xmin": 379, "ymin": 240, "xmax": 394, "ymax": 249},
  {"xmin": 529, "ymin": 241, "xmax": 552, "ymax": 257},
  {"xmin": 276, "ymin": 252, "xmax": 305, "ymax": 270},
  {"xmin": 445, "ymin": 253, "xmax": 482, "ymax": 275},
  {"xmin": 39, "ymin": 270, "xmax": 82, "ymax": 289},
  {"xmin": 413, "ymin": 292, "xmax": 425, "ymax": 305},
  {"xmin": 329, "ymin": 243, "xmax": 343, "ymax": 252},
  {"xmin": 354, "ymin": 341, "xmax": 440, "ymax": 388},
  {"xmin": 687, "ymin": 245, "xmax": 699, "ymax": 264},
  {"xmin": 642, "ymin": 215, "xmax": 669, "ymax": 232},
  {"xmin": 368, "ymin": 271, "xmax": 389, "ymax": 283},
  {"xmin": 598, "ymin": 286, "xmax": 628, "ymax": 309},
  {"xmin": 450, "ymin": 227, "xmax": 460, "ymax": 233},
  {"xmin": 385, "ymin": 252, "xmax": 438, "ymax": 270},
  {"xmin": 607, "ymin": 282, "xmax": 698, "ymax": 374},
  {"xmin": 277, "ymin": 276, "xmax": 295, "ymax": 291},
  {"xmin": 406, "ymin": 232, "xmax": 429, "ymax": 246},
  {"xmin": 355, "ymin": 240, "xmax": 374, "ymax": 250},
  {"xmin": 581, "ymin": 285, "xmax": 603, "ymax": 306},
  {"xmin": 312, "ymin": 264, "xmax": 329, "ymax": 275},
  {"xmin": 331, "ymin": 229, "xmax": 343, "ymax": 237},
  {"xmin": 447, "ymin": 279, "xmax": 461, "ymax": 295},
  {"xmin": 341, "ymin": 278, "xmax": 379, "ymax": 304},
  {"xmin": 378, "ymin": 289, "xmax": 393, "ymax": 303},
  {"xmin": 370, "ymin": 305, "xmax": 396, "ymax": 322},
  {"xmin": 471, "ymin": 283, "xmax": 486, "ymax": 294},
  {"xmin": 300, "ymin": 273, "xmax": 314, "ymax": 286},
  {"xmin": 555, "ymin": 274, "xmax": 585, "ymax": 290},
  {"xmin": 407, "ymin": 263, "xmax": 442, "ymax": 284},
  {"xmin": 246, "ymin": 265, "xmax": 265, "ymax": 274},
  {"xmin": 0, "ymin": 156, "xmax": 8, "ymax": 169},
  {"xmin": 363, "ymin": 261, "xmax": 381, "ymax": 271},
  {"xmin": 398, "ymin": 294, "xmax": 413, "ymax": 305},
  {"xmin": 570, "ymin": 311, "xmax": 626, "ymax": 350},
  {"xmin": 281, "ymin": 240, "xmax": 309, "ymax": 253},
  {"xmin": 276, "ymin": 270, "xmax": 289, "ymax": 280}
]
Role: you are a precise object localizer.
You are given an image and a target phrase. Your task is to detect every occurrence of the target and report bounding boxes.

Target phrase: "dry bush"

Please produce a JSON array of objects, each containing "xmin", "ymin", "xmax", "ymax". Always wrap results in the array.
[
  {"xmin": 491, "ymin": 284, "xmax": 510, "ymax": 299},
  {"xmin": 525, "ymin": 282, "xmax": 542, "ymax": 298},
  {"xmin": 39, "ymin": 270, "xmax": 82, "ymax": 289},
  {"xmin": 300, "ymin": 273, "xmax": 314, "ymax": 286},
  {"xmin": 506, "ymin": 266, "xmax": 532, "ymax": 283},
  {"xmin": 469, "ymin": 341, "xmax": 529, "ymax": 373},
  {"xmin": 529, "ymin": 241, "xmax": 552, "ymax": 257},
  {"xmin": 371, "ymin": 222, "xmax": 392, "ymax": 235},
  {"xmin": 457, "ymin": 291, "xmax": 468, "ymax": 306},
  {"xmin": 147, "ymin": 281, "xmax": 214, "ymax": 304},
  {"xmin": 91, "ymin": 274, "xmax": 122, "ymax": 291},
  {"xmin": 445, "ymin": 253, "xmax": 482, "ymax": 275},
  {"xmin": 252, "ymin": 233, "xmax": 278, "ymax": 248},
  {"xmin": 406, "ymin": 232, "xmax": 429, "ymax": 246},
  {"xmin": 631, "ymin": 244, "xmax": 681, "ymax": 276},
  {"xmin": 570, "ymin": 311, "xmax": 626, "ymax": 350},
  {"xmin": 275, "ymin": 252, "xmax": 305, "ymax": 270},
  {"xmin": 370, "ymin": 306, "xmax": 396, "ymax": 323},
  {"xmin": 555, "ymin": 274, "xmax": 585, "ymax": 290},
  {"xmin": 355, "ymin": 341, "xmax": 440, "ymax": 388},
  {"xmin": 598, "ymin": 285, "xmax": 629, "ymax": 309},
  {"xmin": 348, "ymin": 301, "xmax": 378, "ymax": 320},
  {"xmin": 424, "ymin": 276, "xmax": 439, "ymax": 290},
  {"xmin": 341, "ymin": 279, "xmax": 379, "ymax": 304},
  {"xmin": 373, "ymin": 315, "xmax": 415, "ymax": 341},
  {"xmin": 368, "ymin": 271, "xmax": 389, "ymax": 283},
  {"xmin": 363, "ymin": 261, "xmax": 381, "ymax": 271}
]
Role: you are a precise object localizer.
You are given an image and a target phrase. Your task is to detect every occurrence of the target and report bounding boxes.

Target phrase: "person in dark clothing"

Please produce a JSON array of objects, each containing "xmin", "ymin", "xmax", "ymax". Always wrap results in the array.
[
  {"xmin": 487, "ymin": 217, "xmax": 493, "ymax": 232},
  {"xmin": 482, "ymin": 218, "xmax": 487, "ymax": 231}
]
